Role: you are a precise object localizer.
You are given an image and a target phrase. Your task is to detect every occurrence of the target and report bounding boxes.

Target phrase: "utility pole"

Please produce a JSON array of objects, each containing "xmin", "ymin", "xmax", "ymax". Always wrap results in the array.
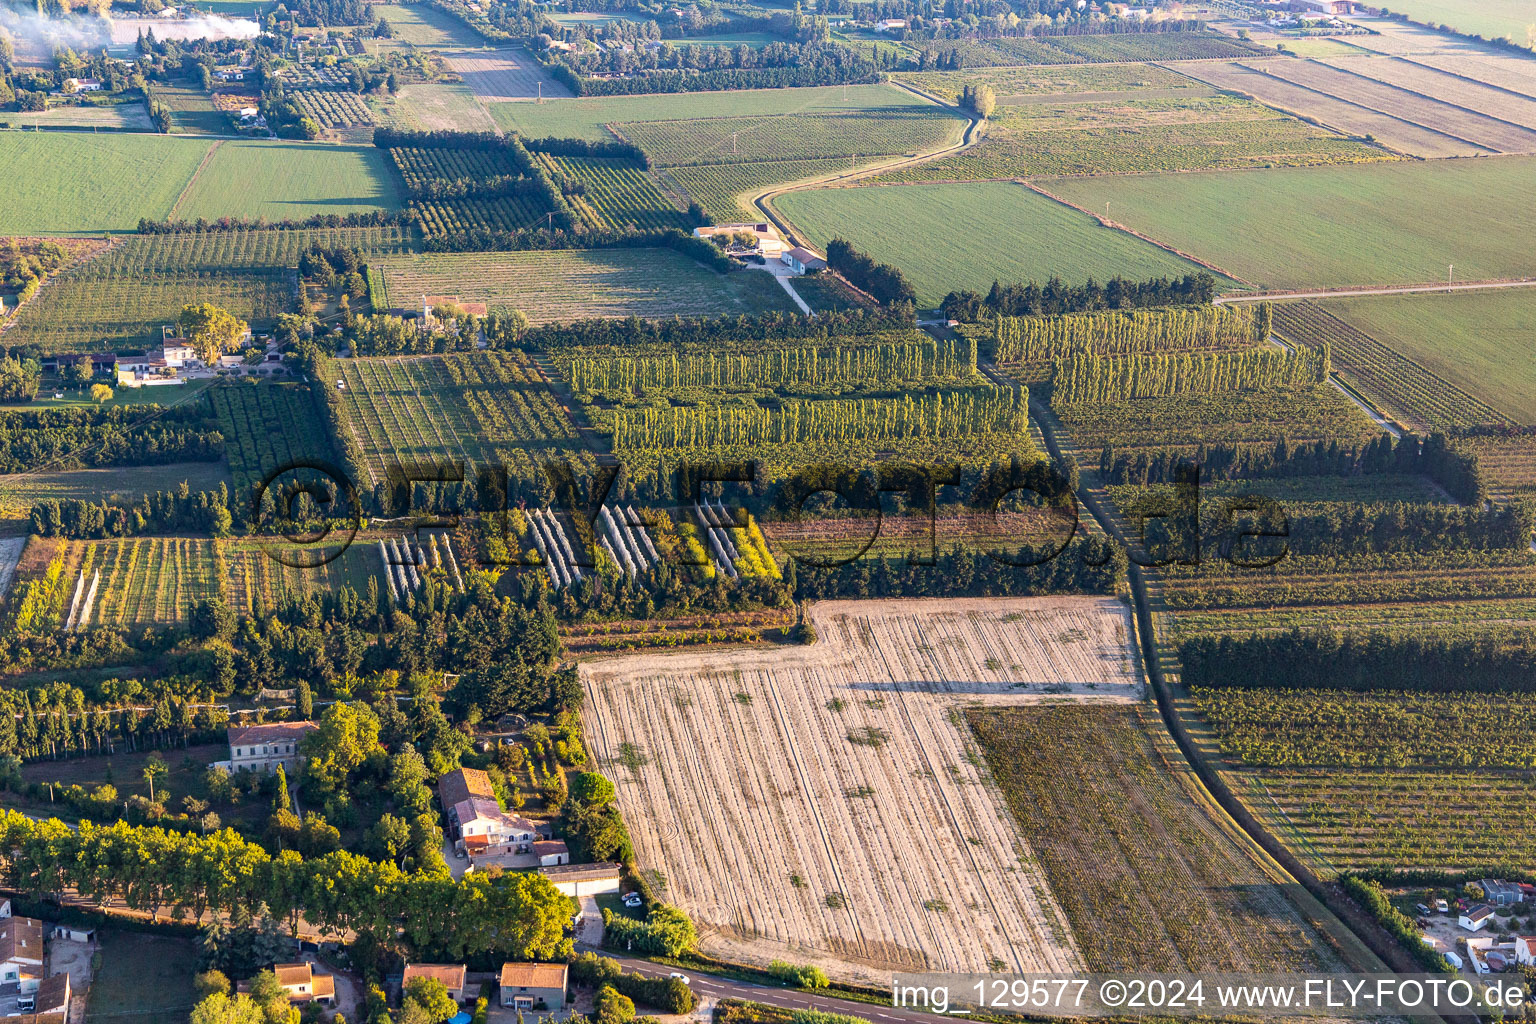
[
  {"xmin": 537, "ymin": 81, "xmax": 542, "ymax": 103},
  {"xmin": 732, "ymin": 131, "xmax": 738, "ymax": 154},
  {"xmin": 1448, "ymin": 263, "xmax": 1453, "ymax": 286}
]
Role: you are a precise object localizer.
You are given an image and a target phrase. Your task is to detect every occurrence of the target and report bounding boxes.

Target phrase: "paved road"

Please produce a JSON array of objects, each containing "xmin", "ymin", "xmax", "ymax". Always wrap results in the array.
[
  {"xmin": 1214, "ymin": 278, "xmax": 1536, "ymax": 303},
  {"xmin": 592, "ymin": 951, "xmax": 953, "ymax": 1024}
]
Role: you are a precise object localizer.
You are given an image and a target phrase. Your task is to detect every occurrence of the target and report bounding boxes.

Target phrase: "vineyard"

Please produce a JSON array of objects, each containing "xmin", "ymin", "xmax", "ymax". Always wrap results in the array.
[
  {"xmin": 535, "ymin": 153, "xmax": 690, "ymax": 232},
  {"xmin": 912, "ymin": 32, "xmax": 1261, "ymax": 68},
  {"xmin": 3, "ymin": 227, "xmax": 410, "ymax": 352},
  {"xmin": 222, "ymin": 537, "xmax": 383, "ymax": 617},
  {"xmin": 208, "ymin": 382, "xmax": 340, "ymax": 504},
  {"xmin": 1056, "ymin": 385, "xmax": 1379, "ymax": 456},
  {"xmin": 970, "ymin": 704, "xmax": 1349, "ymax": 972},
  {"xmin": 409, "ymin": 195, "xmax": 549, "ymax": 239},
  {"xmin": 1049, "ymin": 347, "xmax": 1328, "ymax": 406},
  {"xmin": 293, "ymin": 90, "xmax": 375, "ymax": 129},
  {"xmin": 64, "ymin": 537, "xmax": 222, "ymax": 627},
  {"xmin": 368, "ymin": 249, "xmax": 795, "ymax": 323},
  {"xmin": 387, "ymin": 146, "xmax": 519, "ymax": 190},
  {"xmin": 614, "ymin": 107, "xmax": 966, "ymax": 168},
  {"xmin": 580, "ymin": 597, "xmax": 1141, "ymax": 983},
  {"xmin": 333, "ymin": 352, "xmax": 592, "ymax": 491},
  {"xmin": 1273, "ymin": 302, "xmax": 1507, "ymax": 430},
  {"xmin": 1455, "ymin": 434, "xmax": 1536, "ymax": 501},
  {"xmin": 875, "ymin": 113, "xmax": 1385, "ymax": 183},
  {"xmin": 662, "ymin": 158, "xmax": 850, "ymax": 223}
]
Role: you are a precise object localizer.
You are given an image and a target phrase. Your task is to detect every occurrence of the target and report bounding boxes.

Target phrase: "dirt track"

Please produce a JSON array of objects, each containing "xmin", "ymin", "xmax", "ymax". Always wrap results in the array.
[{"xmin": 581, "ymin": 596, "xmax": 1142, "ymax": 984}]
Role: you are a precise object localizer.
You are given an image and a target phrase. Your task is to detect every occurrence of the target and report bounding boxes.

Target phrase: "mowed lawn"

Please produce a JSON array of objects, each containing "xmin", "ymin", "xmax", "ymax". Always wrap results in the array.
[
  {"xmin": 0, "ymin": 132, "xmax": 212, "ymax": 234},
  {"xmin": 488, "ymin": 82, "xmax": 934, "ymax": 141},
  {"xmin": 1046, "ymin": 158, "xmax": 1536, "ymax": 290},
  {"xmin": 173, "ymin": 139, "xmax": 402, "ymax": 222},
  {"xmin": 1320, "ymin": 288, "xmax": 1536, "ymax": 423},
  {"xmin": 776, "ymin": 181, "xmax": 1220, "ymax": 306},
  {"xmin": 85, "ymin": 931, "xmax": 199, "ymax": 1024}
]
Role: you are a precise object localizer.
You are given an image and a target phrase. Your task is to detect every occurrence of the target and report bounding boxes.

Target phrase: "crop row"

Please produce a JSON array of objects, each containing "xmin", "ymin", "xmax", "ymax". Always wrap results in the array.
[
  {"xmin": 209, "ymin": 383, "xmax": 337, "ymax": 503},
  {"xmin": 1273, "ymin": 302, "xmax": 1506, "ymax": 430},
  {"xmin": 538, "ymin": 153, "xmax": 690, "ymax": 233},
  {"xmin": 293, "ymin": 89, "xmax": 375, "ymax": 129},
  {"xmin": 71, "ymin": 537, "xmax": 221, "ymax": 627},
  {"xmin": 913, "ymin": 32, "xmax": 1260, "ymax": 69},
  {"xmin": 408, "ymin": 196, "xmax": 549, "ymax": 239},
  {"xmin": 387, "ymin": 146, "xmax": 518, "ymax": 191}
]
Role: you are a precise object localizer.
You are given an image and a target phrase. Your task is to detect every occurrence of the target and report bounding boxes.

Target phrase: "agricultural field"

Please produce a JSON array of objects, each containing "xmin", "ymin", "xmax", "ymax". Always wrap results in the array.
[
  {"xmin": 168, "ymin": 139, "xmax": 403, "ymax": 223},
  {"xmin": 409, "ymin": 195, "xmax": 550, "ymax": 237},
  {"xmin": 0, "ymin": 537, "xmax": 23, "ymax": 595},
  {"xmin": 332, "ymin": 352, "xmax": 591, "ymax": 488},
  {"xmin": 1318, "ymin": 54, "xmax": 1536, "ymax": 132},
  {"xmin": 487, "ymin": 83, "xmax": 930, "ymax": 142},
  {"xmin": 661, "ymin": 157, "xmax": 853, "ymax": 222},
  {"xmin": 153, "ymin": 82, "xmax": 229, "ymax": 135},
  {"xmin": 369, "ymin": 248, "xmax": 797, "ymax": 323},
  {"xmin": 894, "ymin": 63, "xmax": 1209, "ymax": 102},
  {"xmin": 1193, "ymin": 688, "xmax": 1536, "ymax": 876},
  {"xmin": 0, "ymin": 132, "xmax": 213, "ymax": 235},
  {"xmin": 1370, "ymin": 0, "xmax": 1536, "ymax": 47},
  {"xmin": 872, "ymin": 100, "xmax": 1388, "ymax": 182},
  {"xmin": 1273, "ymin": 300, "xmax": 1511, "ymax": 429},
  {"xmin": 1411, "ymin": 52, "xmax": 1536, "ymax": 98},
  {"xmin": 1175, "ymin": 61, "xmax": 1485, "ymax": 159},
  {"xmin": 775, "ymin": 182, "xmax": 1218, "ymax": 306},
  {"xmin": 970, "ymin": 703, "xmax": 1351, "ymax": 971},
  {"xmin": 372, "ymin": 83, "xmax": 500, "ymax": 133},
  {"xmin": 59, "ymin": 537, "xmax": 223, "ymax": 628},
  {"xmin": 614, "ymin": 106, "xmax": 966, "ymax": 167},
  {"xmin": 581, "ymin": 597, "xmax": 1141, "ymax": 984},
  {"xmin": 445, "ymin": 48, "xmax": 571, "ymax": 101},
  {"xmin": 1, "ymin": 100, "xmax": 154, "ymax": 130},
  {"xmin": 292, "ymin": 89, "xmax": 375, "ymax": 129},
  {"xmin": 1311, "ymin": 289, "xmax": 1536, "ymax": 423},
  {"xmin": 84, "ymin": 932, "xmax": 199, "ymax": 1024},
  {"xmin": 208, "ymin": 382, "xmax": 340, "ymax": 503},
  {"xmin": 223, "ymin": 536, "xmax": 385, "ymax": 616},
  {"xmin": 370, "ymin": 2, "xmax": 486, "ymax": 48},
  {"xmin": 4, "ymin": 226, "xmax": 411, "ymax": 352},
  {"xmin": 1251, "ymin": 58, "xmax": 1536, "ymax": 154},
  {"xmin": 535, "ymin": 153, "xmax": 690, "ymax": 231},
  {"xmin": 388, "ymin": 146, "xmax": 519, "ymax": 190},
  {"xmin": 1044, "ymin": 158, "xmax": 1536, "ymax": 290},
  {"xmin": 911, "ymin": 31, "xmax": 1263, "ymax": 68},
  {"xmin": 0, "ymin": 463, "xmax": 232, "ymax": 522},
  {"xmin": 1454, "ymin": 434, "xmax": 1536, "ymax": 501}
]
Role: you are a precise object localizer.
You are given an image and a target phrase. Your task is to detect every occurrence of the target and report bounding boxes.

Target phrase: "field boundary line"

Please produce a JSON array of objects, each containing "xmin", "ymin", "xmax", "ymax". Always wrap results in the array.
[
  {"xmin": 1233, "ymin": 60, "xmax": 1500, "ymax": 154},
  {"xmin": 1386, "ymin": 52, "xmax": 1536, "ymax": 104},
  {"xmin": 166, "ymin": 139, "xmax": 225, "ymax": 223},
  {"xmin": 1312, "ymin": 54, "xmax": 1536, "ymax": 145},
  {"xmin": 1017, "ymin": 179, "xmax": 1254, "ymax": 286},
  {"xmin": 1215, "ymin": 277, "xmax": 1536, "ymax": 302}
]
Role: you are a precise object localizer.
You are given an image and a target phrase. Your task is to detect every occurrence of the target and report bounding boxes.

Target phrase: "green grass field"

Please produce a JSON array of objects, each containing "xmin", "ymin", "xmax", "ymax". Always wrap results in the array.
[
  {"xmin": 1, "ymin": 100, "xmax": 154, "ymax": 131},
  {"xmin": 85, "ymin": 931, "xmax": 199, "ymax": 1023},
  {"xmin": 662, "ymin": 157, "xmax": 853, "ymax": 221},
  {"xmin": 372, "ymin": 82, "xmax": 499, "ymax": 132},
  {"xmin": 0, "ymin": 132, "xmax": 212, "ymax": 234},
  {"xmin": 1045, "ymin": 158, "xmax": 1536, "ymax": 290},
  {"xmin": 1318, "ymin": 288, "xmax": 1536, "ymax": 423},
  {"xmin": 0, "ymin": 463, "xmax": 232, "ymax": 520},
  {"xmin": 1380, "ymin": 0, "xmax": 1534, "ymax": 45},
  {"xmin": 776, "ymin": 181, "xmax": 1219, "ymax": 306},
  {"xmin": 370, "ymin": 2, "xmax": 486, "ymax": 47},
  {"xmin": 372, "ymin": 247, "xmax": 797, "ymax": 323},
  {"xmin": 171, "ymin": 139, "xmax": 403, "ymax": 222},
  {"xmin": 486, "ymin": 82, "xmax": 936, "ymax": 141},
  {"xmin": 153, "ymin": 82, "xmax": 228, "ymax": 134}
]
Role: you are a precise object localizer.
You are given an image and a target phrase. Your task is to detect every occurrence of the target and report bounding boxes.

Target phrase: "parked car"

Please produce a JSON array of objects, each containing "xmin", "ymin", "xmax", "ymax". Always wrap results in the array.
[
  {"xmin": 1437, "ymin": 899, "xmax": 1451, "ymax": 913},
  {"xmin": 669, "ymin": 973, "xmax": 691, "ymax": 986},
  {"xmin": 1417, "ymin": 903, "xmax": 1432, "ymax": 915}
]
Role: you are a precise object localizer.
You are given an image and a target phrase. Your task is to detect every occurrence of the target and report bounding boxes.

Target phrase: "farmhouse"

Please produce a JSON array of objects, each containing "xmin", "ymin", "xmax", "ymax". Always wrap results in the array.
[
  {"xmin": 30, "ymin": 972, "xmax": 70, "ymax": 1016},
  {"xmin": 874, "ymin": 18, "xmax": 907, "ymax": 31},
  {"xmin": 537, "ymin": 861, "xmax": 622, "ymax": 897},
  {"xmin": 1293, "ymin": 0, "xmax": 1352, "ymax": 12},
  {"xmin": 215, "ymin": 721, "xmax": 318, "ymax": 773},
  {"xmin": 1480, "ymin": 879, "xmax": 1523, "ymax": 907},
  {"xmin": 498, "ymin": 963, "xmax": 567, "ymax": 1011},
  {"xmin": 62, "ymin": 78, "xmax": 102, "ymax": 93},
  {"xmin": 258, "ymin": 963, "xmax": 335, "ymax": 1005},
  {"xmin": 0, "ymin": 916, "xmax": 44, "ymax": 994},
  {"xmin": 1460, "ymin": 904, "xmax": 1494, "ymax": 931},
  {"xmin": 401, "ymin": 964, "xmax": 467, "ymax": 1003},
  {"xmin": 781, "ymin": 246, "xmax": 826, "ymax": 275},
  {"xmin": 438, "ymin": 768, "xmax": 541, "ymax": 856},
  {"xmin": 693, "ymin": 223, "xmax": 786, "ymax": 259}
]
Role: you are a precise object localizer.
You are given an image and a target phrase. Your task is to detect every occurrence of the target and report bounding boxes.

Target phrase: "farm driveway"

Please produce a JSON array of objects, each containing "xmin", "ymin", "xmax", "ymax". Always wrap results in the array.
[{"xmin": 582, "ymin": 597, "xmax": 1143, "ymax": 985}]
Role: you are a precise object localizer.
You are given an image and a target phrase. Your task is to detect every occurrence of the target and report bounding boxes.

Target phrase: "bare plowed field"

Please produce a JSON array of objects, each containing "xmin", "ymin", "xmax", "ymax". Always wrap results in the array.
[
  {"xmin": 1253, "ymin": 59, "xmax": 1536, "ymax": 153},
  {"xmin": 1412, "ymin": 54, "xmax": 1536, "ymax": 100},
  {"xmin": 1319, "ymin": 54, "xmax": 1536, "ymax": 132},
  {"xmin": 446, "ymin": 49, "xmax": 571, "ymax": 101},
  {"xmin": 1174, "ymin": 61, "xmax": 1478, "ymax": 157},
  {"xmin": 581, "ymin": 597, "xmax": 1143, "ymax": 983}
]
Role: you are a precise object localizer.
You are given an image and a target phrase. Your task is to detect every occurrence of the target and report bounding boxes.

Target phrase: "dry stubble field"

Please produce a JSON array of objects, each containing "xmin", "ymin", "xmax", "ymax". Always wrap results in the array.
[{"xmin": 581, "ymin": 597, "xmax": 1142, "ymax": 983}]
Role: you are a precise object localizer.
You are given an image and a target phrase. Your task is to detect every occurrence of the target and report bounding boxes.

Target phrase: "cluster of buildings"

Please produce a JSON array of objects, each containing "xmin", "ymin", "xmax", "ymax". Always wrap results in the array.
[
  {"xmin": 112, "ymin": 326, "xmax": 284, "ymax": 388},
  {"xmin": 691, "ymin": 223, "xmax": 827, "ymax": 274},
  {"xmin": 0, "ymin": 904, "xmax": 80, "ymax": 1022},
  {"xmin": 439, "ymin": 767, "xmax": 570, "ymax": 869}
]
